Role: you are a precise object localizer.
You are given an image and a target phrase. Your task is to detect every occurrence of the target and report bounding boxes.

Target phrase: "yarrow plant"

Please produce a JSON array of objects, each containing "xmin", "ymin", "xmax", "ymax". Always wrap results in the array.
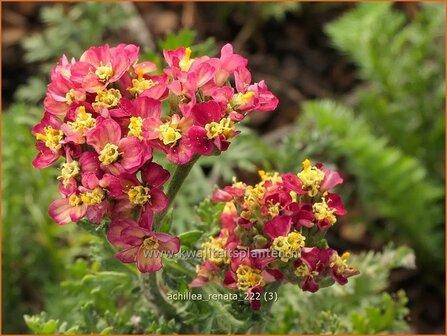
[
  {"xmin": 33, "ymin": 42, "xmax": 358, "ymax": 315},
  {"xmin": 33, "ymin": 43, "xmax": 278, "ymax": 272},
  {"xmin": 191, "ymin": 161, "xmax": 359, "ymax": 310}
]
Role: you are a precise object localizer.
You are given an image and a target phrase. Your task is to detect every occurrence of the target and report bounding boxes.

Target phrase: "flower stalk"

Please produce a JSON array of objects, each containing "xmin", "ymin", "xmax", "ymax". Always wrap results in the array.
[
  {"xmin": 154, "ymin": 154, "xmax": 200, "ymax": 229},
  {"xmin": 140, "ymin": 272, "xmax": 178, "ymax": 321},
  {"xmin": 141, "ymin": 154, "xmax": 201, "ymax": 321}
]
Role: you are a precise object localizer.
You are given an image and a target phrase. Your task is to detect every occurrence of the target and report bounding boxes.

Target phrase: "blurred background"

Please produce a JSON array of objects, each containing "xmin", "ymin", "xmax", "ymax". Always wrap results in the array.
[{"xmin": 2, "ymin": 2, "xmax": 445, "ymax": 334}]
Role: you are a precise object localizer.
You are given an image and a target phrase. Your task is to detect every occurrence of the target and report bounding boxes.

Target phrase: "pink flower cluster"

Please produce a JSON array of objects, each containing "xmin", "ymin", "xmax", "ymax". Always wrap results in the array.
[
  {"xmin": 32, "ymin": 43, "xmax": 278, "ymax": 272},
  {"xmin": 191, "ymin": 160, "xmax": 359, "ymax": 310}
]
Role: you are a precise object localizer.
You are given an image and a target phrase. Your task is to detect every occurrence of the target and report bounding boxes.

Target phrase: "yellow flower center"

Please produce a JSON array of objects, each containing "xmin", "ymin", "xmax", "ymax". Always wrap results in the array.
[
  {"xmin": 329, "ymin": 252, "xmax": 350, "ymax": 271},
  {"xmin": 65, "ymin": 89, "xmax": 76, "ymax": 105},
  {"xmin": 128, "ymin": 73, "xmax": 158, "ymax": 96},
  {"xmin": 93, "ymin": 88, "xmax": 122, "ymax": 109},
  {"xmin": 290, "ymin": 191, "xmax": 298, "ymax": 202},
  {"xmin": 230, "ymin": 91, "xmax": 255, "ymax": 109},
  {"xmin": 69, "ymin": 194, "xmax": 82, "ymax": 206},
  {"xmin": 249, "ymin": 184, "xmax": 265, "ymax": 200},
  {"xmin": 200, "ymin": 236, "xmax": 229, "ymax": 265},
  {"xmin": 128, "ymin": 116, "xmax": 144, "ymax": 140},
  {"xmin": 287, "ymin": 232, "xmax": 306, "ymax": 251},
  {"xmin": 258, "ymin": 170, "xmax": 283, "ymax": 184},
  {"xmin": 231, "ymin": 177, "xmax": 245, "ymax": 189},
  {"xmin": 59, "ymin": 161, "xmax": 80, "ymax": 187},
  {"xmin": 297, "ymin": 159, "xmax": 325, "ymax": 197},
  {"xmin": 95, "ymin": 63, "xmax": 113, "ymax": 81},
  {"xmin": 236, "ymin": 264, "xmax": 265, "ymax": 292},
  {"xmin": 313, "ymin": 196, "xmax": 336, "ymax": 225},
  {"xmin": 272, "ymin": 232, "xmax": 305, "ymax": 262},
  {"xmin": 241, "ymin": 184, "xmax": 265, "ymax": 218},
  {"xmin": 205, "ymin": 118, "xmax": 234, "ymax": 140},
  {"xmin": 67, "ymin": 106, "xmax": 96, "ymax": 136},
  {"xmin": 35, "ymin": 126, "xmax": 63, "ymax": 151},
  {"xmin": 268, "ymin": 202, "xmax": 281, "ymax": 217},
  {"xmin": 128, "ymin": 185, "xmax": 151, "ymax": 205},
  {"xmin": 179, "ymin": 47, "xmax": 194, "ymax": 71},
  {"xmin": 157, "ymin": 123, "xmax": 182, "ymax": 146},
  {"xmin": 223, "ymin": 201, "xmax": 236, "ymax": 214},
  {"xmin": 80, "ymin": 187, "xmax": 105, "ymax": 206},
  {"xmin": 143, "ymin": 236, "xmax": 159, "ymax": 250},
  {"xmin": 294, "ymin": 263, "xmax": 318, "ymax": 278},
  {"xmin": 99, "ymin": 143, "xmax": 121, "ymax": 165},
  {"xmin": 196, "ymin": 264, "xmax": 219, "ymax": 281}
]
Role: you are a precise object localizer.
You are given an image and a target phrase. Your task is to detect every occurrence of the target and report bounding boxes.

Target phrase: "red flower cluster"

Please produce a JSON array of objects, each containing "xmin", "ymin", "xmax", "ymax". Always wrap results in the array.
[
  {"xmin": 191, "ymin": 160, "xmax": 359, "ymax": 310},
  {"xmin": 32, "ymin": 43, "xmax": 278, "ymax": 272}
]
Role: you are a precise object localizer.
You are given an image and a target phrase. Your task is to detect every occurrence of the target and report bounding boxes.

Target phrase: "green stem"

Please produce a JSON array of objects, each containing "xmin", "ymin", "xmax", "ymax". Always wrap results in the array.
[
  {"xmin": 153, "ymin": 154, "xmax": 200, "ymax": 230},
  {"xmin": 141, "ymin": 154, "xmax": 201, "ymax": 322},
  {"xmin": 140, "ymin": 272, "xmax": 177, "ymax": 320},
  {"xmin": 164, "ymin": 259, "xmax": 196, "ymax": 277},
  {"xmin": 249, "ymin": 282, "xmax": 281, "ymax": 334},
  {"xmin": 200, "ymin": 285, "xmax": 245, "ymax": 331}
]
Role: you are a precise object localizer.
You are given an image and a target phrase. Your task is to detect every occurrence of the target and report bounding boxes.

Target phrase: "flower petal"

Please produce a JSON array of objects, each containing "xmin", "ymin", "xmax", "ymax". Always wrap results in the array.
[
  {"xmin": 282, "ymin": 173, "xmax": 306, "ymax": 194},
  {"xmin": 48, "ymin": 198, "xmax": 73, "ymax": 225},
  {"xmin": 107, "ymin": 218, "xmax": 136, "ymax": 248},
  {"xmin": 114, "ymin": 246, "xmax": 139, "ymax": 263},
  {"xmin": 223, "ymin": 270, "xmax": 238, "ymax": 288},
  {"xmin": 166, "ymin": 138, "xmax": 195, "ymax": 165},
  {"xmin": 138, "ymin": 207, "xmax": 154, "ymax": 231},
  {"xmin": 263, "ymin": 215, "xmax": 292, "ymax": 239},
  {"xmin": 148, "ymin": 188, "xmax": 169, "ymax": 213},
  {"xmin": 321, "ymin": 169, "xmax": 343, "ymax": 191},
  {"xmin": 141, "ymin": 162, "xmax": 170, "ymax": 188},
  {"xmin": 188, "ymin": 126, "xmax": 214, "ymax": 156},
  {"xmin": 121, "ymin": 226, "xmax": 149, "ymax": 246},
  {"xmin": 136, "ymin": 246, "xmax": 163, "ymax": 272},
  {"xmin": 33, "ymin": 146, "xmax": 61, "ymax": 168},
  {"xmin": 134, "ymin": 96, "xmax": 161, "ymax": 118},
  {"xmin": 191, "ymin": 101, "xmax": 222, "ymax": 126},
  {"xmin": 248, "ymin": 285, "xmax": 263, "ymax": 311},
  {"xmin": 301, "ymin": 276, "xmax": 319, "ymax": 293},
  {"xmin": 87, "ymin": 118, "xmax": 121, "ymax": 152},
  {"xmin": 118, "ymin": 137, "xmax": 145, "ymax": 172},
  {"xmin": 154, "ymin": 232, "xmax": 180, "ymax": 253}
]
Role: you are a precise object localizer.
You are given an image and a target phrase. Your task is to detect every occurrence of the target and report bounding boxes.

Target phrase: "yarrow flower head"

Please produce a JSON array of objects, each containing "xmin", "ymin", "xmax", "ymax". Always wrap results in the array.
[
  {"xmin": 33, "ymin": 42, "xmax": 278, "ymax": 274},
  {"xmin": 191, "ymin": 160, "xmax": 359, "ymax": 310}
]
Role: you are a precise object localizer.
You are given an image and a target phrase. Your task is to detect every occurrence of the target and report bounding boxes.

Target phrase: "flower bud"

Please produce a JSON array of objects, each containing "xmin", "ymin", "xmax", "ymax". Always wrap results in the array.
[{"xmin": 253, "ymin": 234, "xmax": 268, "ymax": 248}]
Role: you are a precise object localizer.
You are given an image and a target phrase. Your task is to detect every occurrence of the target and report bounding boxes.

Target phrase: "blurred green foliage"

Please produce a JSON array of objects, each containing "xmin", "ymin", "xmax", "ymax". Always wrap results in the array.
[
  {"xmin": 215, "ymin": 2, "xmax": 301, "ymax": 22},
  {"xmin": 2, "ymin": 103, "xmax": 95, "ymax": 333},
  {"xmin": 16, "ymin": 2, "xmax": 130, "ymax": 103}
]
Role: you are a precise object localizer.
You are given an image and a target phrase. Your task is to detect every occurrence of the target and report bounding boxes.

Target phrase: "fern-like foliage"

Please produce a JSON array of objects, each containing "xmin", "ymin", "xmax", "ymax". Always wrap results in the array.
[
  {"xmin": 300, "ymin": 100, "xmax": 444, "ymax": 270},
  {"xmin": 325, "ymin": 2, "xmax": 445, "ymax": 179}
]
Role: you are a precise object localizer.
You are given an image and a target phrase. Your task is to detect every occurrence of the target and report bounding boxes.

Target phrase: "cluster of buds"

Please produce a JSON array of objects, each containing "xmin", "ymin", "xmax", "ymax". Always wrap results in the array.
[
  {"xmin": 32, "ymin": 43, "xmax": 278, "ymax": 272},
  {"xmin": 191, "ymin": 160, "xmax": 359, "ymax": 310}
]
